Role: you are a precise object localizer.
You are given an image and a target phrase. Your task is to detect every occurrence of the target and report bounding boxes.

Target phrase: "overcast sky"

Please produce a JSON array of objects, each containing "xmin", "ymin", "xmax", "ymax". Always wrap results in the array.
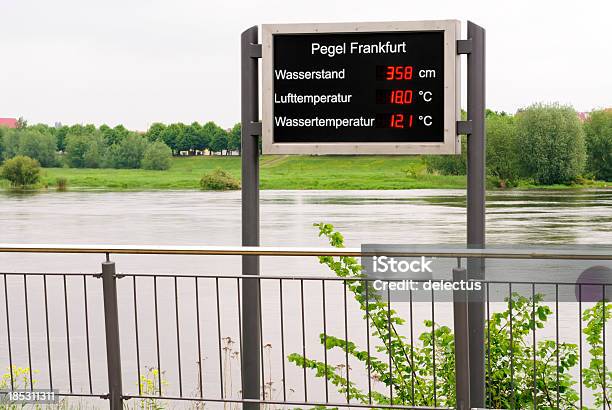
[{"xmin": 1, "ymin": 0, "xmax": 610, "ymax": 131}]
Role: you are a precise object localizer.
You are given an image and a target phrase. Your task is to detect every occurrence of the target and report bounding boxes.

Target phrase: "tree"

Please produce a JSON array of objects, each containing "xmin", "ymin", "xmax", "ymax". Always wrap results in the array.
[
  {"xmin": 1, "ymin": 129, "xmax": 22, "ymax": 160},
  {"xmin": 65, "ymin": 133, "xmax": 106, "ymax": 168},
  {"xmin": 228, "ymin": 123, "xmax": 241, "ymax": 154},
  {"xmin": 515, "ymin": 103, "xmax": 586, "ymax": 185},
  {"xmin": 105, "ymin": 134, "xmax": 148, "ymax": 168},
  {"xmin": 583, "ymin": 109, "xmax": 612, "ymax": 181},
  {"xmin": 17, "ymin": 129, "xmax": 58, "ymax": 167},
  {"xmin": 0, "ymin": 127, "xmax": 6, "ymax": 161},
  {"xmin": 0, "ymin": 155, "xmax": 41, "ymax": 187},
  {"xmin": 486, "ymin": 113, "xmax": 519, "ymax": 187},
  {"xmin": 55, "ymin": 126, "xmax": 70, "ymax": 151},
  {"xmin": 16, "ymin": 117, "xmax": 28, "ymax": 129},
  {"xmin": 203, "ymin": 121, "xmax": 227, "ymax": 154},
  {"xmin": 160, "ymin": 123, "xmax": 184, "ymax": 154},
  {"xmin": 142, "ymin": 141, "xmax": 172, "ymax": 170},
  {"xmin": 146, "ymin": 123, "xmax": 166, "ymax": 143}
]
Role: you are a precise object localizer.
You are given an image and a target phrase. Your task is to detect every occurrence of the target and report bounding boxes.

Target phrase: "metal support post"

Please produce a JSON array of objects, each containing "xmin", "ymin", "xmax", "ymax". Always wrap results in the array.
[
  {"xmin": 101, "ymin": 260, "xmax": 123, "ymax": 410},
  {"xmin": 241, "ymin": 25, "xmax": 261, "ymax": 410},
  {"xmin": 466, "ymin": 20, "xmax": 486, "ymax": 408}
]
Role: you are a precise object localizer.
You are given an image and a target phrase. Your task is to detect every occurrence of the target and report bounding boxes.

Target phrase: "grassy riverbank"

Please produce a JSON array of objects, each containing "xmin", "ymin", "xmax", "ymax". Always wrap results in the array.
[{"xmin": 2, "ymin": 155, "xmax": 609, "ymax": 190}]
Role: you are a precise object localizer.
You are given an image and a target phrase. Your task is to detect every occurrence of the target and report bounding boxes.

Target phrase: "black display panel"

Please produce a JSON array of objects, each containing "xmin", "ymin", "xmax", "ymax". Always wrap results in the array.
[{"xmin": 272, "ymin": 31, "xmax": 445, "ymax": 143}]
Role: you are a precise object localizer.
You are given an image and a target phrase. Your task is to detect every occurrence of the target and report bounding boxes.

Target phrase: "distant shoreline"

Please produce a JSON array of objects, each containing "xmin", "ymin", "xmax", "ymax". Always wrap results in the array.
[{"xmin": 1, "ymin": 156, "xmax": 609, "ymax": 191}]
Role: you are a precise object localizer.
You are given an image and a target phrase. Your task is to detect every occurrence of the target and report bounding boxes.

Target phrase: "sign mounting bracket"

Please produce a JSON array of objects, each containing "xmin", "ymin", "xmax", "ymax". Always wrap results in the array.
[
  {"xmin": 456, "ymin": 120, "xmax": 473, "ymax": 135},
  {"xmin": 457, "ymin": 39, "xmax": 473, "ymax": 54},
  {"xmin": 248, "ymin": 43, "xmax": 262, "ymax": 58}
]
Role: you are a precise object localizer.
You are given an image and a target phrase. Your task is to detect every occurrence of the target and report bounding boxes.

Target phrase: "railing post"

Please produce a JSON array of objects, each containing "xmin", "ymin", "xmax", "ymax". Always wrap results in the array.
[
  {"xmin": 453, "ymin": 266, "xmax": 471, "ymax": 410},
  {"xmin": 101, "ymin": 259, "xmax": 123, "ymax": 410}
]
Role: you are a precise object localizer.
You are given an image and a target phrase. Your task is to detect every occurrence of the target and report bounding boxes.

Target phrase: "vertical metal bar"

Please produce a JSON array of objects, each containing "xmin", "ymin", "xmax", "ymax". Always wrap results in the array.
[
  {"xmin": 466, "ymin": 20, "xmax": 486, "ymax": 409},
  {"xmin": 579, "ymin": 284, "xmax": 583, "ymax": 409},
  {"xmin": 279, "ymin": 279, "xmax": 287, "ymax": 402},
  {"xmin": 301, "ymin": 279, "xmax": 308, "ymax": 402},
  {"xmin": 431, "ymin": 287, "xmax": 436, "ymax": 407},
  {"xmin": 23, "ymin": 275, "xmax": 33, "ymax": 390},
  {"xmin": 241, "ymin": 24, "xmax": 261, "ymax": 410},
  {"xmin": 43, "ymin": 276, "xmax": 53, "ymax": 390},
  {"xmin": 196, "ymin": 278, "xmax": 203, "ymax": 398},
  {"xmin": 453, "ymin": 267, "xmax": 470, "ymax": 410},
  {"xmin": 63, "ymin": 274, "xmax": 73, "ymax": 393},
  {"xmin": 603, "ymin": 285, "xmax": 607, "ymax": 409},
  {"xmin": 102, "ymin": 260, "xmax": 123, "ymax": 410},
  {"xmin": 3, "ymin": 274, "xmax": 14, "ymax": 389},
  {"xmin": 509, "ymin": 283, "xmax": 514, "ymax": 410},
  {"xmin": 133, "ymin": 276, "xmax": 142, "ymax": 396},
  {"xmin": 345, "ymin": 280, "xmax": 351, "ymax": 403},
  {"xmin": 532, "ymin": 283, "xmax": 536, "ymax": 409},
  {"xmin": 387, "ymin": 285, "xmax": 393, "ymax": 405},
  {"xmin": 556, "ymin": 284, "xmax": 560, "ymax": 408},
  {"xmin": 409, "ymin": 286, "xmax": 415, "ymax": 405},
  {"xmin": 174, "ymin": 277, "xmax": 183, "ymax": 397},
  {"xmin": 365, "ymin": 280, "xmax": 372, "ymax": 405},
  {"xmin": 153, "ymin": 276, "xmax": 162, "ymax": 396},
  {"xmin": 486, "ymin": 282, "xmax": 491, "ymax": 407},
  {"xmin": 215, "ymin": 277, "xmax": 224, "ymax": 398},
  {"xmin": 258, "ymin": 278, "xmax": 266, "ymax": 401},
  {"xmin": 83, "ymin": 275, "xmax": 93, "ymax": 394}
]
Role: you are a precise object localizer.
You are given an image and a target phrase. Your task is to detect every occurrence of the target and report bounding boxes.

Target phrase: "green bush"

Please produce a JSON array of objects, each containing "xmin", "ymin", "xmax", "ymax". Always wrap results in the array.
[
  {"xmin": 17, "ymin": 129, "xmax": 58, "ymax": 167},
  {"xmin": 142, "ymin": 141, "xmax": 172, "ymax": 170},
  {"xmin": 105, "ymin": 134, "xmax": 148, "ymax": 169},
  {"xmin": 200, "ymin": 168, "xmax": 240, "ymax": 190},
  {"xmin": 0, "ymin": 155, "xmax": 41, "ymax": 187},
  {"xmin": 583, "ymin": 109, "xmax": 612, "ymax": 181},
  {"xmin": 486, "ymin": 114, "xmax": 519, "ymax": 187},
  {"xmin": 65, "ymin": 133, "xmax": 106, "ymax": 168},
  {"xmin": 515, "ymin": 103, "xmax": 586, "ymax": 185},
  {"xmin": 423, "ymin": 136, "xmax": 467, "ymax": 175}
]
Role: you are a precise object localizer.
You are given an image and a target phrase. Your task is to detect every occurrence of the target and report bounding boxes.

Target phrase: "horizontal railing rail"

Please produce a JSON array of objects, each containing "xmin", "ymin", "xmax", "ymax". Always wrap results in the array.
[{"xmin": 0, "ymin": 243, "xmax": 610, "ymax": 260}]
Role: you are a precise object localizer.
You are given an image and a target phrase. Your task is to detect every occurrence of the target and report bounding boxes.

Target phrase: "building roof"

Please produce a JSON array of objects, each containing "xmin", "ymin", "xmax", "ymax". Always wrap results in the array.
[{"xmin": 0, "ymin": 118, "xmax": 18, "ymax": 128}]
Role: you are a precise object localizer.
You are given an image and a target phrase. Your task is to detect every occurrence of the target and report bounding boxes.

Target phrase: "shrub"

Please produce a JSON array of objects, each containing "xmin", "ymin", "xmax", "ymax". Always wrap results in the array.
[
  {"xmin": 515, "ymin": 103, "xmax": 586, "ymax": 184},
  {"xmin": 423, "ymin": 136, "xmax": 467, "ymax": 175},
  {"xmin": 105, "ymin": 134, "xmax": 148, "ymax": 169},
  {"xmin": 583, "ymin": 109, "xmax": 612, "ymax": 181},
  {"xmin": 200, "ymin": 168, "xmax": 240, "ymax": 190},
  {"xmin": 0, "ymin": 155, "xmax": 41, "ymax": 187},
  {"xmin": 142, "ymin": 141, "xmax": 172, "ymax": 170},
  {"xmin": 65, "ymin": 133, "xmax": 106, "ymax": 168},
  {"xmin": 56, "ymin": 177, "xmax": 68, "ymax": 191},
  {"xmin": 17, "ymin": 130, "xmax": 58, "ymax": 167},
  {"xmin": 486, "ymin": 114, "xmax": 519, "ymax": 187}
]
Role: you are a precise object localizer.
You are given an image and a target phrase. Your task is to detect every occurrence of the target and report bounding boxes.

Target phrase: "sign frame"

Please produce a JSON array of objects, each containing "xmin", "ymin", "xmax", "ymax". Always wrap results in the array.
[{"xmin": 261, "ymin": 20, "xmax": 461, "ymax": 155}]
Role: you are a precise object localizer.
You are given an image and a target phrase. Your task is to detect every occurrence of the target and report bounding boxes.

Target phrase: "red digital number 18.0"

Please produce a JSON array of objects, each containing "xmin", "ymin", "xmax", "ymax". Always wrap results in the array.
[
  {"xmin": 385, "ymin": 66, "xmax": 413, "ymax": 80},
  {"xmin": 390, "ymin": 90, "xmax": 413, "ymax": 104}
]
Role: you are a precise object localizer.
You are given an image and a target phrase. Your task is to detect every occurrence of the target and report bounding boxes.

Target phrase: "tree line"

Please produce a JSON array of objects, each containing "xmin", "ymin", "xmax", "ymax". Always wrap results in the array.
[
  {"xmin": 0, "ymin": 121, "xmax": 241, "ymax": 172},
  {"xmin": 425, "ymin": 103, "xmax": 611, "ymax": 185}
]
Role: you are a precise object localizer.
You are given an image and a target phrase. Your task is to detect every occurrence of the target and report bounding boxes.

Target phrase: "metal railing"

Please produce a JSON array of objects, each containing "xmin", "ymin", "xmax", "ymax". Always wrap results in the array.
[{"xmin": 0, "ymin": 244, "xmax": 610, "ymax": 410}]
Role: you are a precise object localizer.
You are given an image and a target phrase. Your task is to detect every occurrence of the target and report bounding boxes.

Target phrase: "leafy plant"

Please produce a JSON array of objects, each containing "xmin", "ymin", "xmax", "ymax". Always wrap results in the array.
[
  {"xmin": 288, "ymin": 223, "xmax": 609, "ymax": 409},
  {"xmin": 200, "ymin": 168, "xmax": 240, "ymax": 190},
  {"xmin": 0, "ymin": 155, "xmax": 41, "ymax": 187}
]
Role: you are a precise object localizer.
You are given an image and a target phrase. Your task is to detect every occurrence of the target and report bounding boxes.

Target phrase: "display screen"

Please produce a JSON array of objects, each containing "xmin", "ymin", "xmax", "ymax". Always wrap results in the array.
[{"xmin": 272, "ymin": 31, "xmax": 445, "ymax": 143}]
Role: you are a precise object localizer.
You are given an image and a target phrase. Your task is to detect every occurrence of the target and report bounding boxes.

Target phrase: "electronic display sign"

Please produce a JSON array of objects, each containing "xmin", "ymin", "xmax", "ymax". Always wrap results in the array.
[{"xmin": 262, "ymin": 21, "xmax": 460, "ymax": 155}]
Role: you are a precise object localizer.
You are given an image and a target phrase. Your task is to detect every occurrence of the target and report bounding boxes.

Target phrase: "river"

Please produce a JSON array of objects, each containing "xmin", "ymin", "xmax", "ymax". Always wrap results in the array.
[{"xmin": 0, "ymin": 189, "xmax": 610, "ymax": 407}]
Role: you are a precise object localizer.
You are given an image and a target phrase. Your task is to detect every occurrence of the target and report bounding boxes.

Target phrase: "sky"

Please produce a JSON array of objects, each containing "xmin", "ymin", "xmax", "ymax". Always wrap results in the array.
[{"xmin": 1, "ymin": 0, "xmax": 611, "ymax": 131}]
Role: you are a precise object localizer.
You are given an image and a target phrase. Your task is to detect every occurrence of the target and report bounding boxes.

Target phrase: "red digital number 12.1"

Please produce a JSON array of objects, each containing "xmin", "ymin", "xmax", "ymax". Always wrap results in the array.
[
  {"xmin": 385, "ymin": 66, "xmax": 413, "ymax": 80},
  {"xmin": 389, "ymin": 114, "xmax": 414, "ymax": 129}
]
